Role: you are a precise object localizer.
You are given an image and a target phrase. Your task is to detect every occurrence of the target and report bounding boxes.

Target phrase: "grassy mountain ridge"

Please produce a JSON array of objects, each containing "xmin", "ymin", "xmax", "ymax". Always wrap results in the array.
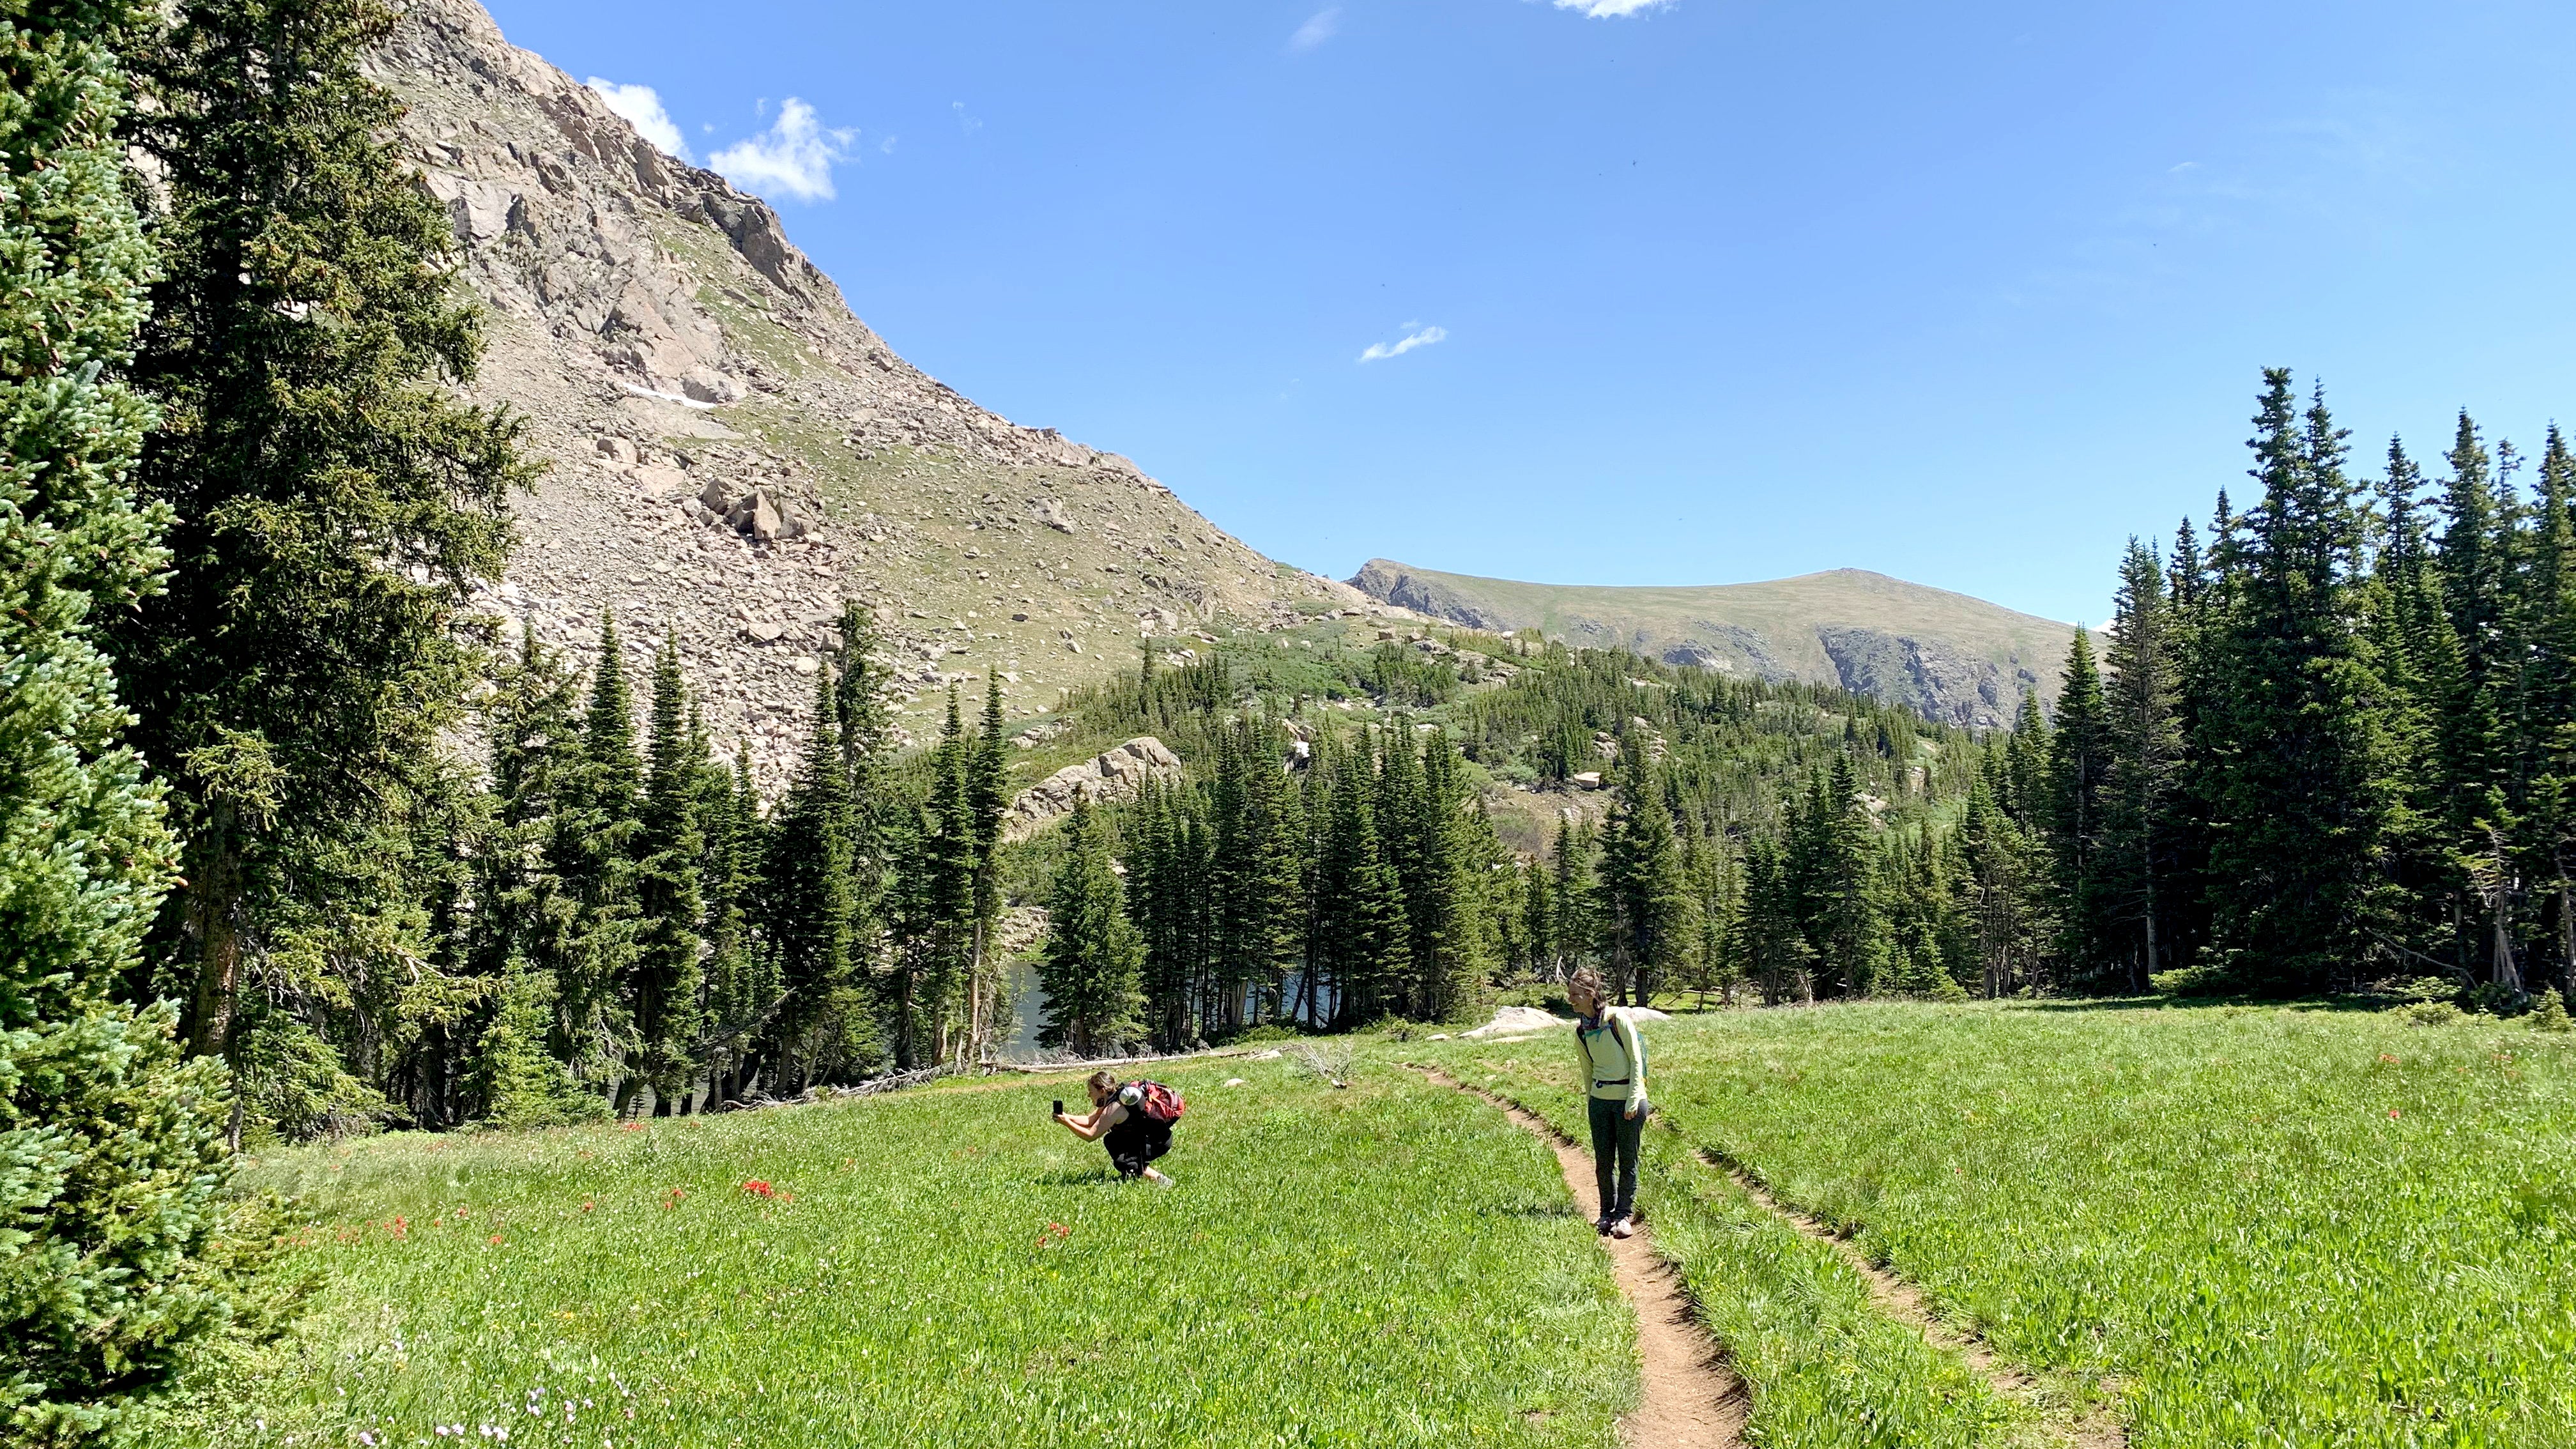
[{"xmin": 1349, "ymin": 558, "xmax": 2075, "ymax": 728}]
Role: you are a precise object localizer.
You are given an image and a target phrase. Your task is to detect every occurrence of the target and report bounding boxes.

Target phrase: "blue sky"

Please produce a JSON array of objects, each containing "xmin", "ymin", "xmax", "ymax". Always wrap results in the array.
[{"xmin": 489, "ymin": 0, "xmax": 2576, "ymax": 625}]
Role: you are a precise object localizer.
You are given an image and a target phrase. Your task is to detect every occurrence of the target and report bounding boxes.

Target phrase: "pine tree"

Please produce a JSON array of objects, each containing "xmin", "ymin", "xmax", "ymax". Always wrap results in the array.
[
  {"xmin": 2099, "ymin": 541, "xmax": 2184, "ymax": 990},
  {"xmin": 1126, "ymin": 779, "xmax": 1206, "ymax": 1048},
  {"xmin": 1036, "ymin": 795, "xmax": 1146, "ymax": 1055},
  {"xmin": 2367, "ymin": 440, "xmax": 2457, "ymax": 971},
  {"xmin": 1956, "ymin": 775, "xmax": 2041, "ymax": 997},
  {"xmin": 2194, "ymin": 372, "xmax": 2395, "ymax": 992},
  {"xmin": 1552, "ymin": 817, "xmax": 1597, "ymax": 975},
  {"xmin": 889, "ymin": 688, "xmax": 976, "ymax": 1067},
  {"xmin": 0, "ymin": 0, "xmax": 249, "ymax": 1430},
  {"xmin": 470, "ymin": 954, "xmax": 608, "ymax": 1130},
  {"xmin": 114, "ymin": 0, "xmax": 530, "ymax": 1135},
  {"xmin": 632, "ymin": 636, "xmax": 705, "ymax": 1112},
  {"xmin": 702, "ymin": 747, "xmax": 776, "ymax": 1104},
  {"xmin": 469, "ymin": 633, "xmax": 590, "ymax": 1110},
  {"xmin": 832, "ymin": 600, "xmax": 892, "ymax": 920},
  {"xmin": 962, "ymin": 674, "xmax": 1009, "ymax": 1058},
  {"xmin": 1308, "ymin": 735, "xmax": 1409, "ymax": 1025},
  {"xmin": 762, "ymin": 673, "xmax": 869, "ymax": 1088},
  {"xmin": 2522, "ymin": 427, "xmax": 2576, "ymax": 990},
  {"xmin": 1211, "ymin": 717, "xmax": 1305, "ymax": 1028},
  {"xmin": 1522, "ymin": 853, "xmax": 1558, "ymax": 978},
  {"xmin": 553, "ymin": 617, "xmax": 643, "ymax": 1096},
  {"xmin": 2046, "ymin": 627, "xmax": 2115, "ymax": 983},
  {"xmin": 1597, "ymin": 732, "xmax": 1685, "ymax": 1005}
]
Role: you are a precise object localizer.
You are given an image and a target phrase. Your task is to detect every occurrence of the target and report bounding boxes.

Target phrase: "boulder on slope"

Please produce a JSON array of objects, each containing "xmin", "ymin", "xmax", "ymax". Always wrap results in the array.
[{"xmin": 1002, "ymin": 737, "xmax": 1183, "ymax": 841}]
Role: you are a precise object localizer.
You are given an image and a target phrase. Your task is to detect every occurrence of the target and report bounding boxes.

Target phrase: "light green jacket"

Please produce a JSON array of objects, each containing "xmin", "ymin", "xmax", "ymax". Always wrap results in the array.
[{"xmin": 1574, "ymin": 1008, "xmax": 1649, "ymax": 1116}]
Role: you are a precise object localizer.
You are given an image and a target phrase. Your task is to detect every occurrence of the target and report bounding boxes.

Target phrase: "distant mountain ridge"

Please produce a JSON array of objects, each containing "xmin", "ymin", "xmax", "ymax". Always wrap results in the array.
[{"xmin": 1348, "ymin": 560, "xmax": 2073, "ymax": 728}]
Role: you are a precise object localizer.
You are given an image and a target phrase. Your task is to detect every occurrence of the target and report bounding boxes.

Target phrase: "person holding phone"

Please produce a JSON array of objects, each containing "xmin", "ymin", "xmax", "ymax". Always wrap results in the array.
[
  {"xmin": 1567, "ymin": 967, "xmax": 1649, "ymax": 1238},
  {"xmin": 1054, "ymin": 1070, "xmax": 1180, "ymax": 1187}
]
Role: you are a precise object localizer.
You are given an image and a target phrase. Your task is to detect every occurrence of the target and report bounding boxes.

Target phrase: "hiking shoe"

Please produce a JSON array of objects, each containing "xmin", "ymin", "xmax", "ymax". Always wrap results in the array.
[
  {"xmin": 1611, "ymin": 1216, "xmax": 1636, "ymax": 1239},
  {"xmin": 1594, "ymin": 1215, "xmax": 1614, "ymax": 1236}
]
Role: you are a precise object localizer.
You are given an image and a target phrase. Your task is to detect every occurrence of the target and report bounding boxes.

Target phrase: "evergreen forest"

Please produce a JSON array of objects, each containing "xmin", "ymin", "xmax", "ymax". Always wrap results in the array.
[{"xmin": 4, "ymin": 0, "xmax": 2574, "ymax": 1435}]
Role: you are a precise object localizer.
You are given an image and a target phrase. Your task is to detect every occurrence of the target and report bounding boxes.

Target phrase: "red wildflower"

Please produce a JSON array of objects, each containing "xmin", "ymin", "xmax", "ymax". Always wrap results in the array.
[
  {"xmin": 740, "ymin": 1179, "xmax": 776, "ymax": 1199},
  {"xmin": 2389, "ymin": 1108, "xmax": 2401, "ymax": 1119},
  {"xmin": 489, "ymin": 1234, "xmax": 503, "ymax": 1246},
  {"xmin": 581, "ymin": 1200, "xmax": 595, "ymax": 1213}
]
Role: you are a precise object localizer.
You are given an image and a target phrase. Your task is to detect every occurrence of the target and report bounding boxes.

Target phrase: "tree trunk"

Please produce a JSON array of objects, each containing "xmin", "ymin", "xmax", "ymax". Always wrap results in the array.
[{"xmin": 181, "ymin": 832, "xmax": 247, "ymax": 1150}]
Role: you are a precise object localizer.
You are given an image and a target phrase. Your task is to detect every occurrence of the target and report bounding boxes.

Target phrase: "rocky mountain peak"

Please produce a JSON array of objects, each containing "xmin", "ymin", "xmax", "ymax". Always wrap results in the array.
[{"xmin": 371, "ymin": 0, "xmax": 1357, "ymax": 789}]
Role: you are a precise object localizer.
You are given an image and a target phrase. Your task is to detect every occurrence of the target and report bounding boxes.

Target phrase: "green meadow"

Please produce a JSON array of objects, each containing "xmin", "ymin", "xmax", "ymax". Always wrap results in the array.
[
  {"xmin": 187, "ymin": 1001, "xmax": 2576, "ymax": 1449},
  {"xmin": 197, "ymin": 1061, "xmax": 1630, "ymax": 1448},
  {"xmin": 1418, "ymin": 1000, "xmax": 2576, "ymax": 1448}
]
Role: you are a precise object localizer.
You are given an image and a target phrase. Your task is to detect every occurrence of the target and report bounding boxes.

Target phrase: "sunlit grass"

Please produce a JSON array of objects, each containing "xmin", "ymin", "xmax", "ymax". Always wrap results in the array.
[
  {"xmin": 1418, "ymin": 1001, "xmax": 2576, "ymax": 1448},
  {"xmin": 204, "ymin": 1059, "xmax": 1632, "ymax": 1448}
]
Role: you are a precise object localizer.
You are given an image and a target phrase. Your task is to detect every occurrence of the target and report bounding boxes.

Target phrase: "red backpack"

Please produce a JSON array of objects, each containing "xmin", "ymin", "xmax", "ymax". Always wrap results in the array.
[{"xmin": 1121, "ymin": 1080, "xmax": 1186, "ymax": 1125}]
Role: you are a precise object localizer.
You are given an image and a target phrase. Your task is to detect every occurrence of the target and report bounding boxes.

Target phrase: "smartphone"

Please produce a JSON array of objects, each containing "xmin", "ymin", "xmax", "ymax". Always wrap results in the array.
[{"xmin": 1052, "ymin": 1099, "xmax": 1064, "ymax": 1117}]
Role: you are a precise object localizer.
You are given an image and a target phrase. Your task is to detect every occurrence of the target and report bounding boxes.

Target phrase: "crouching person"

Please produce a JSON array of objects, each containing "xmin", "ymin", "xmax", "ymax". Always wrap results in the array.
[{"xmin": 1055, "ymin": 1070, "xmax": 1183, "ymax": 1186}]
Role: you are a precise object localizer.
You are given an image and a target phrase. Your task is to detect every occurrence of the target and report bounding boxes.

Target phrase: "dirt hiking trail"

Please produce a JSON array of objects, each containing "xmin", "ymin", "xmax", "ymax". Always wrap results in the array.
[{"xmin": 1417, "ymin": 1069, "xmax": 1747, "ymax": 1449}]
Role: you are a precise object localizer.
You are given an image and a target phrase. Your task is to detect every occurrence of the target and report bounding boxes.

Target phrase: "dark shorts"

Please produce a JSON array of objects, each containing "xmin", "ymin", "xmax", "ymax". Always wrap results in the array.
[{"xmin": 1103, "ymin": 1113, "xmax": 1172, "ymax": 1177}]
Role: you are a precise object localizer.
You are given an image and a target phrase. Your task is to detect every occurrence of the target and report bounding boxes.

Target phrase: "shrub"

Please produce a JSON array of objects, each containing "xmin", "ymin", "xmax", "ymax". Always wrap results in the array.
[{"xmin": 2530, "ymin": 990, "xmax": 2573, "ymax": 1034}]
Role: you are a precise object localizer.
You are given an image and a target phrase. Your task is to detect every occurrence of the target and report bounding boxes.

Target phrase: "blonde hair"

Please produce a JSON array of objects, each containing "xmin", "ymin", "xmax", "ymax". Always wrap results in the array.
[
  {"xmin": 1568, "ymin": 967, "xmax": 1605, "ymax": 1000},
  {"xmin": 1086, "ymin": 1070, "xmax": 1119, "ymax": 1101}
]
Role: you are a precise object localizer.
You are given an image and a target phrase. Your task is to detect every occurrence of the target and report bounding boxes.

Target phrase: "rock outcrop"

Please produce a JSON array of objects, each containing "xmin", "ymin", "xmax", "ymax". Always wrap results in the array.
[
  {"xmin": 369, "ymin": 0, "xmax": 1365, "ymax": 790},
  {"xmin": 1003, "ymin": 738, "xmax": 1183, "ymax": 841}
]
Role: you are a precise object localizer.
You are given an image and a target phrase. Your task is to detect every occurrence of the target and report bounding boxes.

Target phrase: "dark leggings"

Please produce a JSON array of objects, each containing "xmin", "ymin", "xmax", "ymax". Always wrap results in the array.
[{"xmin": 1588, "ymin": 1094, "xmax": 1643, "ymax": 1220}]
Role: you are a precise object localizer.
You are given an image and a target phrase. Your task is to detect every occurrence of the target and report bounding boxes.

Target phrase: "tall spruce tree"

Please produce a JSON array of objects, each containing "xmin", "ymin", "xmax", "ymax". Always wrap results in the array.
[
  {"xmin": 0, "ymin": 0, "xmax": 247, "ymax": 1431},
  {"xmin": 1036, "ymin": 795, "xmax": 1145, "ymax": 1055},
  {"xmin": 2046, "ymin": 627, "xmax": 2115, "ymax": 981},
  {"xmin": 2100, "ymin": 541, "xmax": 2184, "ymax": 990},
  {"xmin": 466, "ymin": 634, "xmax": 602, "ymax": 1127},
  {"xmin": 632, "ymin": 636, "xmax": 705, "ymax": 1112},
  {"xmin": 762, "ymin": 674, "xmax": 868, "ymax": 1089},
  {"xmin": 116, "ymin": 0, "xmax": 529, "ymax": 1134},
  {"xmin": 1308, "ymin": 733, "xmax": 1408, "ymax": 1025},
  {"xmin": 2195, "ymin": 372, "xmax": 2394, "ymax": 992},
  {"xmin": 1597, "ymin": 732, "xmax": 1685, "ymax": 1005},
  {"xmin": 554, "ymin": 617, "xmax": 642, "ymax": 1096},
  {"xmin": 2523, "ymin": 427, "xmax": 2576, "ymax": 985},
  {"xmin": 964, "ymin": 674, "xmax": 1008, "ymax": 1055}
]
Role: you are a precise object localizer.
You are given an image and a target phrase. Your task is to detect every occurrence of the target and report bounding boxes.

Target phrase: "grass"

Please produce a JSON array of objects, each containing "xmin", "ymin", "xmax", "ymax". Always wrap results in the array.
[
  {"xmin": 1413, "ymin": 1051, "xmax": 2038, "ymax": 1449},
  {"xmin": 1416, "ymin": 1000, "xmax": 2576, "ymax": 1448},
  {"xmin": 197, "ymin": 1058, "xmax": 1632, "ymax": 1448}
]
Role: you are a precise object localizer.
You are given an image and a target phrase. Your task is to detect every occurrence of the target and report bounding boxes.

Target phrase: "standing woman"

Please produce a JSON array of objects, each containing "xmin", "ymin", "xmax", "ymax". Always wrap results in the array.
[{"xmin": 1567, "ymin": 968, "xmax": 1648, "ymax": 1238}]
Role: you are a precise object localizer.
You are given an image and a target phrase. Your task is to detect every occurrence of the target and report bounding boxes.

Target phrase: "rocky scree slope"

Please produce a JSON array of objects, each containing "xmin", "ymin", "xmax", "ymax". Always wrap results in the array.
[
  {"xmin": 369, "ymin": 0, "xmax": 1365, "ymax": 788},
  {"xmin": 1350, "ymin": 560, "xmax": 2074, "ymax": 730}
]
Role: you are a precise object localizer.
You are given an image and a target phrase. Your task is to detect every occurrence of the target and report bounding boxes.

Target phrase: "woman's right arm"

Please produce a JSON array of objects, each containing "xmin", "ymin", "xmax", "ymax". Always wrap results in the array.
[{"xmin": 1063, "ymin": 1103, "xmax": 1124, "ymax": 1142}]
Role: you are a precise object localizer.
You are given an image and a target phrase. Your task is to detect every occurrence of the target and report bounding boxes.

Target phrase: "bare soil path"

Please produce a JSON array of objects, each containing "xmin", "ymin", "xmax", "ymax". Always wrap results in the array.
[{"xmin": 1416, "ymin": 1069, "xmax": 1747, "ymax": 1449}]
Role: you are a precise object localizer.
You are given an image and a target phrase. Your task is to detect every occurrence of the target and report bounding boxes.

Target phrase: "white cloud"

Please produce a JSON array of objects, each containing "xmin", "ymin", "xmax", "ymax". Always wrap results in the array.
[
  {"xmin": 710, "ymin": 98, "xmax": 857, "ymax": 203},
  {"xmin": 1358, "ymin": 324, "xmax": 1447, "ymax": 363},
  {"xmin": 1554, "ymin": 0, "xmax": 1671, "ymax": 15},
  {"xmin": 953, "ymin": 101, "xmax": 984, "ymax": 135},
  {"xmin": 586, "ymin": 78, "xmax": 691, "ymax": 162},
  {"xmin": 1289, "ymin": 7, "xmax": 1341, "ymax": 52}
]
